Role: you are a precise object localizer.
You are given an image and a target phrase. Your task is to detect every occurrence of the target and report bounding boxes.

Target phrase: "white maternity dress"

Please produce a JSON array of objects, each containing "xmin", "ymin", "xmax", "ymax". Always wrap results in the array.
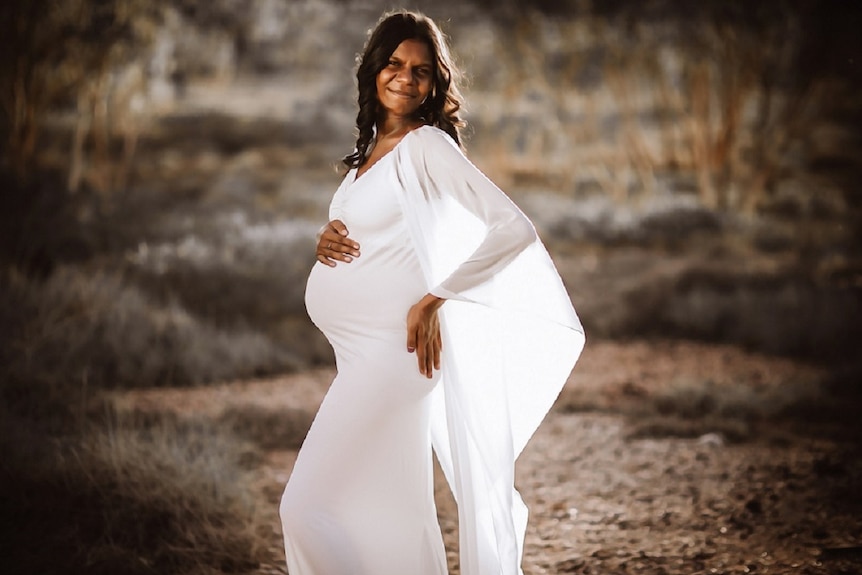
[{"xmin": 280, "ymin": 126, "xmax": 585, "ymax": 575}]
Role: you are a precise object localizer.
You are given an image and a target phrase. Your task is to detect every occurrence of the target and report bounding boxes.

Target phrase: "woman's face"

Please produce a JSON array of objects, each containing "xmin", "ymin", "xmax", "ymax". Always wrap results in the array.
[{"xmin": 376, "ymin": 39, "xmax": 433, "ymax": 121}]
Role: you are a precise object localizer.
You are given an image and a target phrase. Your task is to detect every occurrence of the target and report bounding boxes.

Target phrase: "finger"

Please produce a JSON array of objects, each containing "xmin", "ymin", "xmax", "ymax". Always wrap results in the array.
[
  {"xmin": 433, "ymin": 331, "xmax": 441, "ymax": 370},
  {"xmin": 316, "ymin": 241, "xmax": 345, "ymax": 263},
  {"xmin": 426, "ymin": 338, "xmax": 436, "ymax": 378},
  {"xmin": 320, "ymin": 238, "xmax": 358, "ymax": 262},
  {"xmin": 418, "ymin": 340, "xmax": 429, "ymax": 377},
  {"xmin": 425, "ymin": 343, "xmax": 434, "ymax": 378},
  {"xmin": 330, "ymin": 220, "xmax": 350, "ymax": 237},
  {"xmin": 316, "ymin": 253, "xmax": 336, "ymax": 267},
  {"xmin": 332, "ymin": 241, "xmax": 360, "ymax": 258},
  {"xmin": 321, "ymin": 232, "xmax": 360, "ymax": 255},
  {"xmin": 424, "ymin": 328, "xmax": 437, "ymax": 378},
  {"xmin": 407, "ymin": 326, "xmax": 416, "ymax": 354},
  {"xmin": 416, "ymin": 331, "xmax": 428, "ymax": 375}
]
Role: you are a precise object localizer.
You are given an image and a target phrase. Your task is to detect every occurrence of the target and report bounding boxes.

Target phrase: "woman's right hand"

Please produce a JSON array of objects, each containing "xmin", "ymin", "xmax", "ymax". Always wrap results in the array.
[{"xmin": 316, "ymin": 220, "xmax": 360, "ymax": 266}]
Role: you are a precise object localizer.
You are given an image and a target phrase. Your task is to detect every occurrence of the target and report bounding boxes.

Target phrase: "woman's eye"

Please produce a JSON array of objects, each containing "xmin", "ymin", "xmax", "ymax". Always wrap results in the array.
[{"xmin": 388, "ymin": 60, "xmax": 399, "ymax": 67}]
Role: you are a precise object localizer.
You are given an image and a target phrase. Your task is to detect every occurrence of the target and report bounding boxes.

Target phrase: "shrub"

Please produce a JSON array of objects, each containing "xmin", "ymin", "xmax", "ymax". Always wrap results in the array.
[
  {"xmin": 620, "ymin": 265, "xmax": 862, "ymax": 360},
  {"xmin": 218, "ymin": 405, "xmax": 314, "ymax": 450},
  {"xmin": 0, "ymin": 265, "xmax": 297, "ymax": 398},
  {"xmin": 0, "ymin": 410, "xmax": 269, "ymax": 575}
]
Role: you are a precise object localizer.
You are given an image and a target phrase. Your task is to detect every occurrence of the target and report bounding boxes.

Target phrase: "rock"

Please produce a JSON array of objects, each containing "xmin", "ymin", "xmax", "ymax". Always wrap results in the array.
[{"xmin": 698, "ymin": 432, "xmax": 725, "ymax": 447}]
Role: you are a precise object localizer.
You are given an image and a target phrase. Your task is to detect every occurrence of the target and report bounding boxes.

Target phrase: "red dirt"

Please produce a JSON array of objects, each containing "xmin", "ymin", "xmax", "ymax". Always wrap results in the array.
[{"xmin": 116, "ymin": 340, "xmax": 862, "ymax": 575}]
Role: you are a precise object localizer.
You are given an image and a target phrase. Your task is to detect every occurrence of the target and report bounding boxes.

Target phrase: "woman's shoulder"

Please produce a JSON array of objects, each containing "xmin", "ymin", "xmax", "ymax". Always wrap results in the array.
[{"xmin": 407, "ymin": 124, "xmax": 460, "ymax": 152}]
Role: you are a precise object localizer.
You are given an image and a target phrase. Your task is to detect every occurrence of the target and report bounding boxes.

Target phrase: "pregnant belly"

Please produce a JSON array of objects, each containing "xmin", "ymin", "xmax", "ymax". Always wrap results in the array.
[{"xmin": 305, "ymin": 254, "xmax": 426, "ymax": 339}]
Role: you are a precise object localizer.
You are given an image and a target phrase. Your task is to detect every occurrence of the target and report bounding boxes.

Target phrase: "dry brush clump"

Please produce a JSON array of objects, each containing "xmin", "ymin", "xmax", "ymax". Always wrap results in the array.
[
  {"xmin": 124, "ymin": 213, "xmax": 320, "ymax": 332},
  {"xmin": 0, "ymin": 265, "xmax": 296, "ymax": 402},
  {"xmin": 557, "ymin": 372, "xmax": 796, "ymax": 444},
  {"xmin": 218, "ymin": 404, "xmax": 314, "ymax": 451},
  {"xmin": 0, "ymin": 409, "xmax": 270, "ymax": 575},
  {"xmin": 560, "ymin": 366, "xmax": 861, "ymax": 445},
  {"xmin": 0, "ymin": 256, "xmax": 301, "ymax": 574},
  {"xmin": 622, "ymin": 371, "xmax": 862, "ymax": 445},
  {"xmin": 622, "ymin": 377, "xmax": 804, "ymax": 443},
  {"xmin": 551, "ymin": 339, "xmax": 859, "ymax": 444},
  {"xmin": 620, "ymin": 264, "xmax": 862, "ymax": 361}
]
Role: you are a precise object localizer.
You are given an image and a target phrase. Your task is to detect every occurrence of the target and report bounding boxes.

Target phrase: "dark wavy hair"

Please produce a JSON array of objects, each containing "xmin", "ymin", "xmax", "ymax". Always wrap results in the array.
[{"xmin": 343, "ymin": 11, "xmax": 466, "ymax": 169}]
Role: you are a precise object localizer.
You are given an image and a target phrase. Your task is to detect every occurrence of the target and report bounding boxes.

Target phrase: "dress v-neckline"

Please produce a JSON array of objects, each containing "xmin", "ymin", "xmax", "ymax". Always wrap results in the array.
[{"xmin": 351, "ymin": 127, "xmax": 421, "ymax": 185}]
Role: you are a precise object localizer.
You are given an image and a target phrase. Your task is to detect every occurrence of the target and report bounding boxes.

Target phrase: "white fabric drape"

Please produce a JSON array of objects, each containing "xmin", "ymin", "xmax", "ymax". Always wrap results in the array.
[{"xmin": 393, "ymin": 126, "xmax": 585, "ymax": 575}]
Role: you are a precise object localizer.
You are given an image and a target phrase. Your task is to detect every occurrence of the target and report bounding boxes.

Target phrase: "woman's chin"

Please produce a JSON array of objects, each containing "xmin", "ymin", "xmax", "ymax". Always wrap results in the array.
[{"xmin": 380, "ymin": 102, "xmax": 421, "ymax": 119}]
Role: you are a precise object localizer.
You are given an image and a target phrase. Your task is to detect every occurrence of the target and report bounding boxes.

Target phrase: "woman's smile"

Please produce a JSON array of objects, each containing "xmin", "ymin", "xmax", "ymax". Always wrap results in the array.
[{"xmin": 390, "ymin": 88, "xmax": 417, "ymax": 98}]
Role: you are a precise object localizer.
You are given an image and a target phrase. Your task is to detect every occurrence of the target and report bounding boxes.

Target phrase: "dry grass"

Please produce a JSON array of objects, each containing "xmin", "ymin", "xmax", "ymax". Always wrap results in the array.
[
  {"xmin": 551, "ymin": 245, "xmax": 862, "ymax": 362},
  {"xmin": 553, "ymin": 339, "xmax": 858, "ymax": 444},
  {"xmin": 0, "ymin": 408, "xmax": 271, "ymax": 575},
  {"xmin": 620, "ymin": 264, "xmax": 862, "ymax": 361},
  {"xmin": 622, "ymin": 377, "xmax": 817, "ymax": 443},
  {"xmin": 218, "ymin": 405, "xmax": 314, "ymax": 450},
  {"xmin": 621, "ymin": 368, "xmax": 862, "ymax": 444},
  {"xmin": 0, "ymin": 265, "xmax": 296, "ymax": 396}
]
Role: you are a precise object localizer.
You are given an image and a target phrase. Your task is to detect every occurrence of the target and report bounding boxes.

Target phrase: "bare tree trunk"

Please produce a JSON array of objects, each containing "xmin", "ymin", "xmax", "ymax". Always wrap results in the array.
[
  {"xmin": 68, "ymin": 87, "xmax": 91, "ymax": 193},
  {"xmin": 116, "ymin": 119, "xmax": 139, "ymax": 192},
  {"xmin": 91, "ymin": 71, "xmax": 111, "ymax": 194},
  {"xmin": 689, "ymin": 62, "xmax": 716, "ymax": 208}
]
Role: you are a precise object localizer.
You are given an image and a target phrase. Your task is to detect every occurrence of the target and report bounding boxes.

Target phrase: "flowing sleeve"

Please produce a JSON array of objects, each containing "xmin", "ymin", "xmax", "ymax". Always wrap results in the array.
[
  {"xmin": 402, "ymin": 129, "xmax": 538, "ymax": 301},
  {"xmin": 393, "ymin": 126, "xmax": 585, "ymax": 575}
]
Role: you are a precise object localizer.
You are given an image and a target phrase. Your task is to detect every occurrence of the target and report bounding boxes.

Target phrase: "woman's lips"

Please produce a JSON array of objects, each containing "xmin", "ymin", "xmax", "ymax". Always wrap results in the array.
[{"xmin": 390, "ymin": 89, "xmax": 416, "ymax": 99}]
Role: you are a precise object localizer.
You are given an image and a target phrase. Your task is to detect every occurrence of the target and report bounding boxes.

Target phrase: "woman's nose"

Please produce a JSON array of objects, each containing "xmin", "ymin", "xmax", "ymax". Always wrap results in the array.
[{"xmin": 396, "ymin": 68, "xmax": 415, "ymax": 84}]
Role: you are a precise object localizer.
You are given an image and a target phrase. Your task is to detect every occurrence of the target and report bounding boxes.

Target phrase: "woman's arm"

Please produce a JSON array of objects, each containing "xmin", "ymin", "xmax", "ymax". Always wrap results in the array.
[
  {"xmin": 411, "ymin": 127, "xmax": 538, "ymax": 300},
  {"xmin": 402, "ymin": 126, "xmax": 539, "ymax": 377}
]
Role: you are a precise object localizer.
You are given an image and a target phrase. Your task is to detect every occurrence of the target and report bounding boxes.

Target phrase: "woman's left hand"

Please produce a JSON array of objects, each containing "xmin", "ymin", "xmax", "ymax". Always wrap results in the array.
[{"xmin": 406, "ymin": 294, "xmax": 445, "ymax": 378}]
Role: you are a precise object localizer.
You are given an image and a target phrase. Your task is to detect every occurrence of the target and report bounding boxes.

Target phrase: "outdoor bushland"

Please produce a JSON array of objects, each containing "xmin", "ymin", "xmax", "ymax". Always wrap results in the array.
[{"xmin": 1, "ymin": 1, "xmax": 860, "ymax": 574}]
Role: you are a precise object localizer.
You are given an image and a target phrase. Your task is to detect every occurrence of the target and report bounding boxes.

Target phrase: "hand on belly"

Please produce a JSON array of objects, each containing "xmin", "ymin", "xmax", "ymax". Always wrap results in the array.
[{"xmin": 316, "ymin": 219, "xmax": 361, "ymax": 267}]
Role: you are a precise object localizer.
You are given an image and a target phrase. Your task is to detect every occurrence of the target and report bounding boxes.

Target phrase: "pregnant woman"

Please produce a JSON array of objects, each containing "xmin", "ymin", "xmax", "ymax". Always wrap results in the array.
[{"xmin": 279, "ymin": 11, "xmax": 585, "ymax": 575}]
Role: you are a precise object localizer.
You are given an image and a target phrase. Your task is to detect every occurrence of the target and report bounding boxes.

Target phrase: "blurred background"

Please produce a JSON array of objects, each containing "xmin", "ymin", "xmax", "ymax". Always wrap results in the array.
[{"xmin": 1, "ymin": 0, "xmax": 861, "ymax": 574}]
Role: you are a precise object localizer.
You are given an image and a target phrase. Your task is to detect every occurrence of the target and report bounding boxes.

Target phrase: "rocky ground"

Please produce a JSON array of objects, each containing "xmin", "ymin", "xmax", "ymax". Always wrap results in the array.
[{"xmin": 116, "ymin": 340, "xmax": 862, "ymax": 575}]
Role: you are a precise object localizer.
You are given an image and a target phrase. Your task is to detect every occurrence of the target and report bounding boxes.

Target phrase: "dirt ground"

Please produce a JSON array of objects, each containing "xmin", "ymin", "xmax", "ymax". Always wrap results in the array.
[{"xmin": 117, "ymin": 340, "xmax": 862, "ymax": 575}]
